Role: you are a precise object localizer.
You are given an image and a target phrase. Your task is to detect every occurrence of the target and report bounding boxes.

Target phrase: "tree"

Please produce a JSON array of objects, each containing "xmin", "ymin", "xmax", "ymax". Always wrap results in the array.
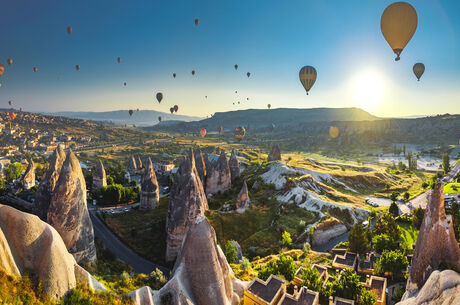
[
  {"xmin": 300, "ymin": 266, "xmax": 323, "ymax": 291},
  {"xmin": 389, "ymin": 201, "xmax": 399, "ymax": 217},
  {"xmin": 412, "ymin": 207, "xmax": 425, "ymax": 229},
  {"xmin": 332, "ymin": 269, "xmax": 362, "ymax": 300},
  {"xmin": 375, "ymin": 250, "xmax": 408, "ymax": 279},
  {"xmin": 390, "ymin": 192, "xmax": 399, "ymax": 202},
  {"xmin": 302, "ymin": 242, "xmax": 311, "ymax": 256},
  {"xmin": 223, "ymin": 240, "xmax": 238, "ymax": 264},
  {"xmin": 348, "ymin": 224, "xmax": 368, "ymax": 256},
  {"xmin": 403, "ymin": 192, "xmax": 410, "ymax": 201},
  {"xmin": 281, "ymin": 231, "xmax": 292, "ymax": 248},
  {"xmin": 240, "ymin": 257, "xmax": 251, "ymax": 272},
  {"xmin": 257, "ymin": 253, "xmax": 297, "ymax": 281},
  {"xmin": 5, "ymin": 163, "xmax": 23, "ymax": 182},
  {"xmin": 372, "ymin": 234, "xmax": 398, "ymax": 254},
  {"xmin": 442, "ymin": 153, "xmax": 450, "ymax": 174},
  {"xmin": 359, "ymin": 289, "xmax": 377, "ymax": 305},
  {"xmin": 373, "ymin": 212, "xmax": 400, "ymax": 241}
]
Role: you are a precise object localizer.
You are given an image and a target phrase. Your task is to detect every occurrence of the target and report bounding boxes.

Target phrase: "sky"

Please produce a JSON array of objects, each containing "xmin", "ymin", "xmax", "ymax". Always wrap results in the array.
[{"xmin": 0, "ymin": 0, "xmax": 459, "ymax": 118}]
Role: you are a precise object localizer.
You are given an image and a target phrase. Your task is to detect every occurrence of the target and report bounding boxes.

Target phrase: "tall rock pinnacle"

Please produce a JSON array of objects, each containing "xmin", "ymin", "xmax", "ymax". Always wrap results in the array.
[
  {"xmin": 140, "ymin": 158, "xmax": 159, "ymax": 210},
  {"xmin": 92, "ymin": 159, "xmax": 107, "ymax": 189},
  {"xmin": 206, "ymin": 150, "xmax": 231, "ymax": 196},
  {"xmin": 228, "ymin": 149, "xmax": 240, "ymax": 181},
  {"xmin": 22, "ymin": 159, "xmax": 35, "ymax": 190}
]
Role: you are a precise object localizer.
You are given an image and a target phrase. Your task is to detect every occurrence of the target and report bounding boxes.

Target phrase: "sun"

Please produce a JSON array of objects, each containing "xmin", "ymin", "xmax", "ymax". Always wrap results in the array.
[{"xmin": 352, "ymin": 69, "xmax": 384, "ymax": 111}]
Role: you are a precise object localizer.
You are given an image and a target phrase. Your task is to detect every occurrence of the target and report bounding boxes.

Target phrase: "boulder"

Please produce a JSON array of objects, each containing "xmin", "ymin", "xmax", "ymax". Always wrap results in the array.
[
  {"xmin": 235, "ymin": 181, "xmax": 250, "ymax": 214},
  {"xmin": 34, "ymin": 146, "xmax": 65, "ymax": 220},
  {"xmin": 268, "ymin": 144, "xmax": 281, "ymax": 162},
  {"xmin": 22, "ymin": 159, "xmax": 35, "ymax": 190},
  {"xmin": 140, "ymin": 158, "xmax": 160, "ymax": 210},
  {"xmin": 407, "ymin": 181, "xmax": 460, "ymax": 291},
  {"xmin": 128, "ymin": 155, "xmax": 138, "ymax": 175},
  {"xmin": 0, "ymin": 205, "xmax": 105, "ymax": 300},
  {"xmin": 47, "ymin": 150, "xmax": 96, "ymax": 263},
  {"xmin": 166, "ymin": 149, "xmax": 209, "ymax": 263},
  {"xmin": 311, "ymin": 218, "xmax": 347, "ymax": 246},
  {"xmin": 228, "ymin": 149, "xmax": 240, "ymax": 181},
  {"xmin": 194, "ymin": 146, "xmax": 207, "ymax": 187},
  {"xmin": 92, "ymin": 159, "xmax": 107, "ymax": 189},
  {"xmin": 206, "ymin": 150, "xmax": 231, "ymax": 195}
]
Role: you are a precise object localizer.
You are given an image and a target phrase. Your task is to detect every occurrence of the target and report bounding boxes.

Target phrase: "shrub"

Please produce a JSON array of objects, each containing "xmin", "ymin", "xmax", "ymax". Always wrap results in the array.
[
  {"xmin": 302, "ymin": 242, "xmax": 311, "ymax": 255},
  {"xmin": 223, "ymin": 240, "xmax": 238, "ymax": 264},
  {"xmin": 281, "ymin": 231, "xmax": 292, "ymax": 248},
  {"xmin": 348, "ymin": 224, "xmax": 368, "ymax": 256},
  {"xmin": 372, "ymin": 234, "xmax": 398, "ymax": 254},
  {"xmin": 240, "ymin": 257, "xmax": 251, "ymax": 272}
]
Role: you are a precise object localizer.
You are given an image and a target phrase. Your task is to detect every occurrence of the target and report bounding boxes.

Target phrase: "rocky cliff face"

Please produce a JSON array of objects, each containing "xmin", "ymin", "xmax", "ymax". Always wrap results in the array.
[
  {"xmin": 194, "ymin": 146, "xmax": 207, "ymax": 187},
  {"xmin": 128, "ymin": 155, "xmax": 138, "ymax": 174},
  {"xmin": 166, "ymin": 149, "xmax": 209, "ymax": 263},
  {"xmin": 235, "ymin": 181, "xmax": 250, "ymax": 214},
  {"xmin": 47, "ymin": 150, "xmax": 97, "ymax": 263},
  {"xmin": 34, "ymin": 146, "xmax": 66, "ymax": 220},
  {"xmin": 22, "ymin": 159, "xmax": 35, "ymax": 189},
  {"xmin": 140, "ymin": 158, "xmax": 159, "ymax": 210},
  {"xmin": 0, "ymin": 205, "xmax": 104, "ymax": 300},
  {"xmin": 228, "ymin": 149, "xmax": 240, "ymax": 181},
  {"xmin": 92, "ymin": 159, "xmax": 107, "ymax": 189},
  {"xmin": 136, "ymin": 155, "xmax": 143, "ymax": 170},
  {"xmin": 206, "ymin": 150, "xmax": 231, "ymax": 196},
  {"xmin": 407, "ymin": 181, "xmax": 460, "ymax": 291},
  {"xmin": 268, "ymin": 144, "xmax": 281, "ymax": 162}
]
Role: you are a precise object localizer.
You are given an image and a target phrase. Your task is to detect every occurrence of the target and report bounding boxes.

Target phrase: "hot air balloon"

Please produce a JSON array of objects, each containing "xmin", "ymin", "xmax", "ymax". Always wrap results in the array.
[
  {"xmin": 173, "ymin": 73, "xmax": 176, "ymax": 78},
  {"xmin": 329, "ymin": 126, "xmax": 339, "ymax": 138},
  {"xmin": 413, "ymin": 63, "xmax": 425, "ymax": 81},
  {"xmin": 158, "ymin": 116, "xmax": 162, "ymax": 122},
  {"xmin": 235, "ymin": 91, "xmax": 237, "ymax": 94},
  {"xmin": 67, "ymin": 26, "xmax": 72, "ymax": 35},
  {"xmin": 174, "ymin": 105, "xmax": 178, "ymax": 112},
  {"xmin": 19, "ymin": 107, "xmax": 23, "ymax": 112},
  {"xmin": 124, "ymin": 82, "xmax": 127, "ymax": 86},
  {"xmin": 156, "ymin": 92, "xmax": 163, "ymax": 103},
  {"xmin": 267, "ymin": 104, "xmax": 271, "ymax": 109},
  {"xmin": 217, "ymin": 126, "xmax": 223, "ymax": 134},
  {"xmin": 33, "ymin": 67, "xmax": 38, "ymax": 72},
  {"xmin": 170, "ymin": 107, "xmax": 174, "ymax": 114},
  {"xmin": 237, "ymin": 101, "xmax": 240, "ymax": 104},
  {"xmin": 129, "ymin": 109, "xmax": 133, "ymax": 116},
  {"xmin": 75, "ymin": 65, "xmax": 80, "ymax": 71},
  {"xmin": 195, "ymin": 19, "xmax": 199, "ymax": 26},
  {"xmin": 117, "ymin": 57, "xmax": 121, "ymax": 63},
  {"xmin": 191, "ymin": 70, "xmax": 195, "ymax": 75},
  {"xmin": 7, "ymin": 59, "xmax": 12, "ymax": 65},
  {"xmin": 0, "ymin": 64, "xmax": 4, "ymax": 76},
  {"xmin": 233, "ymin": 102, "xmax": 235, "ymax": 105},
  {"xmin": 200, "ymin": 128, "xmax": 206, "ymax": 138},
  {"xmin": 299, "ymin": 66, "xmax": 317, "ymax": 95},
  {"xmin": 246, "ymin": 97, "xmax": 249, "ymax": 101},
  {"xmin": 9, "ymin": 112, "xmax": 17, "ymax": 121},
  {"xmin": 8, "ymin": 100, "xmax": 12, "ymax": 106},
  {"xmin": 234, "ymin": 126, "xmax": 246, "ymax": 140},
  {"xmin": 205, "ymin": 96, "xmax": 207, "ymax": 99},
  {"xmin": 381, "ymin": 2, "xmax": 418, "ymax": 61},
  {"xmin": 137, "ymin": 108, "xmax": 139, "ymax": 112},
  {"xmin": 247, "ymin": 72, "xmax": 251, "ymax": 78},
  {"xmin": 234, "ymin": 64, "xmax": 238, "ymax": 70}
]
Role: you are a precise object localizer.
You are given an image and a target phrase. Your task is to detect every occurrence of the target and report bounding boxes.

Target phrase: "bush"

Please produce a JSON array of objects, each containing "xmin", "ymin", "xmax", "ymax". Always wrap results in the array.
[
  {"xmin": 372, "ymin": 234, "xmax": 398, "ymax": 254},
  {"xmin": 223, "ymin": 240, "xmax": 238, "ymax": 264},
  {"xmin": 300, "ymin": 266, "xmax": 323, "ymax": 291},
  {"xmin": 359, "ymin": 289, "xmax": 377, "ymax": 305},
  {"xmin": 5, "ymin": 163, "xmax": 23, "ymax": 182},
  {"xmin": 332, "ymin": 269, "xmax": 362, "ymax": 301},
  {"xmin": 412, "ymin": 207, "xmax": 425, "ymax": 229},
  {"xmin": 281, "ymin": 231, "xmax": 292, "ymax": 248},
  {"xmin": 376, "ymin": 250, "xmax": 408, "ymax": 279},
  {"xmin": 389, "ymin": 202, "xmax": 399, "ymax": 217},
  {"xmin": 348, "ymin": 224, "xmax": 368, "ymax": 256},
  {"xmin": 240, "ymin": 257, "xmax": 251, "ymax": 272},
  {"xmin": 257, "ymin": 254, "xmax": 296, "ymax": 281},
  {"xmin": 302, "ymin": 242, "xmax": 311, "ymax": 255}
]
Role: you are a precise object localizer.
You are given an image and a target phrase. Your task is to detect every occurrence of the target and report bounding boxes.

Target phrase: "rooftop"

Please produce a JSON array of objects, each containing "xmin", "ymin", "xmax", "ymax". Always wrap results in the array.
[
  {"xmin": 333, "ymin": 251, "xmax": 358, "ymax": 268},
  {"xmin": 334, "ymin": 297, "xmax": 355, "ymax": 305},
  {"xmin": 364, "ymin": 276, "xmax": 387, "ymax": 302},
  {"xmin": 247, "ymin": 275, "xmax": 286, "ymax": 303},
  {"xmin": 279, "ymin": 287, "xmax": 319, "ymax": 305}
]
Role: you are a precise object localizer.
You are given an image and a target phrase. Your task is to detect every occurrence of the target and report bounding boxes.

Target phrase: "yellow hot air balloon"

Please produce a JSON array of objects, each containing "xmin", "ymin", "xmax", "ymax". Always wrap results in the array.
[
  {"xmin": 413, "ymin": 63, "xmax": 425, "ymax": 81},
  {"xmin": 7, "ymin": 59, "xmax": 13, "ymax": 65},
  {"xmin": 0, "ymin": 64, "xmax": 4, "ymax": 76},
  {"xmin": 381, "ymin": 2, "xmax": 418, "ymax": 61},
  {"xmin": 299, "ymin": 66, "xmax": 317, "ymax": 95}
]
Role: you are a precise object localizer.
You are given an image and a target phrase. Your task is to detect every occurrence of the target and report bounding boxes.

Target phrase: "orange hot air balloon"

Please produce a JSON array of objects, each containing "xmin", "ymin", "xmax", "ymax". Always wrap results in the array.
[
  {"xmin": 173, "ymin": 73, "xmax": 176, "ymax": 78},
  {"xmin": 0, "ymin": 64, "xmax": 4, "ymax": 76},
  {"xmin": 117, "ymin": 57, "xmax": 122, "ymax": 63},
  {"xmin": 195, "ymin": 19, "xmax": 199, "ymax": 26},
  {"xmin": 75, "ymin": 65, "xmax": 80, "ymax": 71},
  {"xmin": 247, "ymin": 72, "xmax": 251, "ymax": 78},
  {"xmin": 67, "ymin": 26, "xmax": 72, "ymax": 35},
  {"xmin": 234, "ymin": 64, "xmax": 238, "ymax": 70},
  {"xmin": 7, "ymin": 59, "xmax": 12, "ymax": 65},
  {"xmin": 33, "ymin": 67, "xmax": 38, "ymax": 72},
  {"xmin": 217, "ymin": 126, "xmax": 223, "ymax": 134},
  {"xmin": 191, "ymin": 70, "xmax": 195, "ymax": 75},
  {"xmin": 329, "ymin": 126, "xmax": 339, "ymax": 138},
  {"xmin": 9, "ymin": 112, "xmax": 17, "ymax": 121},
  {"xmin": 200, "ymin": 128, "xmax": 207, "ymax": 138},
  {"xmin": 173, "ymin": 105, "xmax": 179, "ymax": 112}
]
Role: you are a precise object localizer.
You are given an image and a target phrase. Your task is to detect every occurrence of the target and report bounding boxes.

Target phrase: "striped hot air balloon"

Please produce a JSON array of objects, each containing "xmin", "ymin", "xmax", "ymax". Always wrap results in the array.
[
  {"xmin": 413, "ymin": 63, "xmax": 425, "ymax": 81},
  {"xmin": 299, "ymin": 66, "xmax": 317, "ymax": 95}
]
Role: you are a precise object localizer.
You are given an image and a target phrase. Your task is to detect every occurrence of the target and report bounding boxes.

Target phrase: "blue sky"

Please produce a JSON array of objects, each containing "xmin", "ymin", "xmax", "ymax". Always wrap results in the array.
[{"xmin": 0, "ymin": 0, "xmax": 459, "ymax": 117}]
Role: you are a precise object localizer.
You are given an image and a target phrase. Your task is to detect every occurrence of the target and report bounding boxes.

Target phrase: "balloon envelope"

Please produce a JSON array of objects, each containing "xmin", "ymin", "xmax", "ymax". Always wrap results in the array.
[
  {"xmin": 67, "ymin": 26, "xmax": 72, "ymax": 35},
  {"xmin": 33, "ymin": 67, "xmax": 38, "ymax": 72},
  {"xmin": 381, "ymin": 2, "xmax": 417, "ymax": 61},
  {"xmin": 234, "ymin": 126, "xmax": 246, "ymax": 140},
  {"xmin": 170, "ymin": 107, "xmax": 174, "ymax": 114},
  {"xmin": 117, "ymin": 57, "xmax": 121, "ymax": 63},
  {"xmin": 200, "ymin": 128, "xmax": 206, "ymax": 138},
  {"xmin": 195, "ymin": 19, "xmax": 199, "ymax": 25},
  {"xmin": 8, "ymin": 100, "xmax": 12, "ymax": 106},
  {"xmin": 173, "ymin": 73, "xmax": 176, "ymax": 78},
  {"xmin": 156, "ymin": 92, "xmax": 163, "ymax": 103},
  {"xmin": 129, "ymin": 110, "xmax": 133, "ymax": 116},
  {"xmin": 329, "ymin": 126, "xmax": 339, "ymax": 138},
  {"xmin": 7, "ymin": 59, "xmax": 12, "ymax": 65},
  {"xmin": 267, "ymin": 104, "xmax": 271, "ymax": 109},
  {"xmin": 247, "ymin": 72, "xmax": 251, "ymax": 77},
  {"xmin": 158, "ymin": 116, "xmax": 162, "ymax": 122},
  {"xmin": 234, "ymin": 64, "xmax": 238, "ymax": 70},
  {"xmin": 299, "ymin": 66, "xmax": 317, "ymax": 94},
  {"xmin": 0, "ymin": 64, "xmax": 4, "ymax": 76},
  {"xmin": 75, "ymin": 65, "xmax": 80, "ymax": 71},
  {"xmin": 191, "ymin": 70, "xmax": 195, "ymax": 75},
  {"xmin": 173, "ymin": 105, "xmax": 178, "ymax": 112},
  {"xmin": 413, "ymin": 63, "xmax": 425, "ymax": 81},
  {"xmin": 217, "ymin": 126, "xmax": 223, "ymax": 134}
]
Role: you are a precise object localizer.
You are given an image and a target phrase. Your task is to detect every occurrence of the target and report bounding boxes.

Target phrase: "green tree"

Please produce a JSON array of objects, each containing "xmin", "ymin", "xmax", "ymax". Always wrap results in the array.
[
  {"xmin": 300, "ymin": 266, "xmax": 323, "ymax": 292},
  {"xmin": 5, "ymin": 162, "xmax": 23, "ymax": 182},
  {"xmin": 372, "ymin": 234, "xmax": 398, "ymax": 254},
  {"xmin": 442, "ymin": 153, "xmax": 450, "ymax": 174},
  {"xmin": 412, "ymin": 207, "xmax": 425, "ymax": 229},
  {"xmin": 332, "ymin": 269, "xmax": 362, "ymax": 300},
  {"xmin": 281, "ymin": 231, "xmax": 292, "ymax": 248},
  {"xmin": 257, "ymin": 254, "xmax": 296, "ymax": 281},
  {"xmin": 375, "ymin": 250, "xmax": 408, "ymax": 279},
  {"xmin": 223, "ymin": 240, "xmax": 238, "ymax": 264},
  {"xmin": 302, "ymin": 242, "xmax": 311, "ymax": 256},
  {"xmin": 390, "ymin": 192, "xmax": 399, "ymax": 202},
  {"xmin": 373, "ymin": 212, "xmax": 400, "ymax": 241},
  {"xmin": 348, "ymin": 224, "xmax": 368, "ymax": 256},
  {"xmin": 240, "ymin": 257, "xmax": 251, "ymax": 272},
  {"xmin": 403, "ymin": 192, "xmax": 410, "ymax": 201},
  {"xmin": 359, "ymin": 289, "xmax": 377, "ymax": 305},
  {"xmin": 389, "ymin": 201, "xmax": 399, "ymax": 217}
]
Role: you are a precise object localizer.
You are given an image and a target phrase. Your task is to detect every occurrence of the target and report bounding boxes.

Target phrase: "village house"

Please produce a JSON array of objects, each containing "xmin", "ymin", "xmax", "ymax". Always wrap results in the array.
[
  {"xmin": 330, "ymin": 297, "xmax": 354, "ymax": 305},
  {"xmin": 362, "ymin": 275, "xmax": 387, "ymax": 305},
  {"xmin": 278, "ymin": 286, "xmax": 319, "ymax": 305},
  {"xmin": 244, "ymin": 275, "xmax": 286, "ymax": 305},
  {"xmin": 332, "ymin": 251, "xmax": 358, "ymax": 270},
  {"xmin": 357, "ymin": 252, "xmax": 380, "ymax": 275}
]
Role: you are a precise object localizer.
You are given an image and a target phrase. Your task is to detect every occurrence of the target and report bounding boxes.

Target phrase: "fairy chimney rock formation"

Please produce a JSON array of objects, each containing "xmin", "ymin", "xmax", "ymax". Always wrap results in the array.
[
  {"xmin": 22, "ymin": 159, "xmax": 35, "ymax": 189},
  {"xmin": 268, "ymin": 144, "xmax": 282, "ymax": 162},
  {"xmin": 47, "ymin": 150, "xmax": 97, "ymax": 263},
  {"xmin": 34, "ymin": 145, "xmax": 66, "ymax": 220},
  {"xmin": 228, "ymin": 149, "xmax": 240, "ymax": 181},
  {"xmin": 136, "ymin": 155, "xmax": 143, "ymax": 169},
  {"xmin": 128, "ymin": 155, "xmax": 137, "ymax": 175},
  {"xmin": 92, "ymin": 159, "xmax": 107, "ymax": 189},
  {"xmin": 408, "ymin": 181, "xmax": 460, "ymax": 291},
  {"xmin": 206, "ymin": 150, "xmax": 231, "ymax": 195},
  {"xmin": 236, "ymin": 181, "xmax": 250, "ymax": 214},
  {"xmin": 166, "ymin": 149, "xmax": 209, "ymax": 263},
  {"xmin": 140, "ymin": 158, "xmax": 159, "ymax": 210},
  {"xmin": 194, "ymin": 146, "xmax": 207, "ymax": 187}
]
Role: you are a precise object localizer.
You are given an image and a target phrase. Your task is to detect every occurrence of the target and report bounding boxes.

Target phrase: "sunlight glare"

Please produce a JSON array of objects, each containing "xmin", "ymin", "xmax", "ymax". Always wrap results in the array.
[{"xmin": 352, "ymin": 68, "xmax": 384, "ymax": 111}]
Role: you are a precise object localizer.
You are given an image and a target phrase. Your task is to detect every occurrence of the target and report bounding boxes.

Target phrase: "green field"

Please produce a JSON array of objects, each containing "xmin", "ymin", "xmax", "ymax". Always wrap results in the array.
[
  {"xmin": 397, "ymin": 220, "xmax": 419, "ymax": 250},
  {"xmin": 444, "ymin": 183, "xmax": 460, "ymax": 194}
]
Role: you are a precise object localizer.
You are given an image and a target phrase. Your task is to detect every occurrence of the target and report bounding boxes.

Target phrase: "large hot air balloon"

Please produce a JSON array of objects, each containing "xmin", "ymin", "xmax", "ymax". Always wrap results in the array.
[
  {"xmin": 234, "ymin": 126, "xmax": 246, "ymax": 140},
  {"xmin": 170, "ymin": 107, "xmax": 174, "ymax": 114},
  {"xmin": 0, "ymin": 64, "xmax": 4, "ymax": 76},
  {"xmin": 200, "ymin": 128, "xmax": 206, "ymax": 138},
  {"xmin": 129, "ymin": 109, "xmax": 133, "ymax": 116},
  {"xmin": 8, "ymin": 100, "xmax": 12, "ymax": 106},
  {"xmin": 299, "ymin": 66, "xmax": 317, "ymax": 95},
  {"xmin": 413, "ymin": 63, "xmax": 425, "ymax": 81},
  {"xmin": 173, "ymin": 105, "xmax": 179, "ymax": 112},
  {"xmin": 381, "ymin": 2, "xmax": 417, "ymax": 61},
  {"xmin": 267, "ymin": 104, "xmax": 271, "ymax": 109},
  {"xmin": 158, "ymin": 116, "xmax": 162, "ymax": 122},
  {"xmin": 329, "ymin": 126, "xmax": 339, "ymax": 138},
  {"xmin": 7, "ymin": 59, "xmax": 12, "ymax": 65},
  {"xmin": 195, "ymin": 19, "xmax": 199, "ymax": 26},
  {"xmin": 117, "ymin": 57, "xmax": 121, "ymax": 63},
  {"xmin": 9, "ymin": 112, "xmax": 17, "ymax": 121},
  {"xmin": 156, "ymin": 92, "xmax": 163, "ymax": 103},
  {"xmin": 247, "ymin": 72, "xmax": 251, "ymax": 78},
  {"xmin": 191, "ymin": 70, "xmax": 195, "ymax": 75},
  {"xmin": 217, "ymin": 126, "xmax": 223, "ymax": 134},
  {"xmin": 33, "ymin": 67, "xmax": 38, "ymax": 72},
  {"xmin": 173, "ymin": 73, "xmax": 176, "ymax": 78},
  {"xmin": 67, "ymin": 26, "xmax": 72, "ymax": 35},
  {"xmin": 75, "ymin": 65, "xmax": 80, "ymax": 71},
  {"xmin": 234, "ymin": 64, "xmax": 238, "ymax": 70}
]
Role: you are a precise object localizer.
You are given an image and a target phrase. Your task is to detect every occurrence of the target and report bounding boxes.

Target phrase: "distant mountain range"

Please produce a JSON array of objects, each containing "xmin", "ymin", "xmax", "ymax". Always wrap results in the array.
[{"xmin": 48, "ymin": 110, "xmax": 202, "ymax": 126}]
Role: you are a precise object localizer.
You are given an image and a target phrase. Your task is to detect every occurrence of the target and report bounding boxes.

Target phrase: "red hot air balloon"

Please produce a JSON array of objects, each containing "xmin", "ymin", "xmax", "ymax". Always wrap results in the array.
[
  {"xmin": 33, "ymin": 67, "xmax": 38, "ymax": 72},
  {"xmin": 0, "ymin": 64, "xmax": 4, "ymax": 76},
  {"xmin": 217, "ymin": 126, "xmax": 223, "ymax": 134},
  {"xmin": 67, "ymin": 26, "xmax": 72, "ymax": 35},
  {"xmin": 195, "ymin": 19, "xmax": 199, "ymax": 26},
  {"xmin": 200, "ymin": 128, "xmax": 206, "ymax": 138},
  {"xmin": 117, "ymin": 57, "xmax": 121, "ymax": 63},
  {"xmin": 75, "ymin": 65, "xmax": 80, "ymax": 71},
  {"xmin": 173, "ymin": 105, "xmax": 179, "ymax": 112}
]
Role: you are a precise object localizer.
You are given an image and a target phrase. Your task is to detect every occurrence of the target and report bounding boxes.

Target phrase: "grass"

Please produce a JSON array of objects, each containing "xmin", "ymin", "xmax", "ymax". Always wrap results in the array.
[
  {"xmin": 444, "ymin": 182, "xmax": 460, "ymax": 194},
  {"xmin": 397, "ymin": 220, "xmax": 419, "ymax": 250},
  {"xmin": 102, "ymin": 196, "xmax": 169, "ymax": 266}
]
